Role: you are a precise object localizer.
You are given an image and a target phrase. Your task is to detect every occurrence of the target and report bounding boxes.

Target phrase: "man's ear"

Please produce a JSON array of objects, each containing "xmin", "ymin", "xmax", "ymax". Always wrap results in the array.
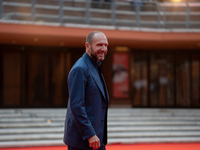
[
  {"xmin": 85, "ymin": 42, "xmax": 90, "ymax": 49},
  {"xmin": 85, "ymin": 43, "xmax": 90, "ymax": 53}
]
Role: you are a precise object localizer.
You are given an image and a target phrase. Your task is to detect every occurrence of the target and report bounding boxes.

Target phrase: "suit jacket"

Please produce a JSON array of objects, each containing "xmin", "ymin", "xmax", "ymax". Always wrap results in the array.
[{"xmin": 63, "ymin": 53, "xmax": 109, "ymax": 150}]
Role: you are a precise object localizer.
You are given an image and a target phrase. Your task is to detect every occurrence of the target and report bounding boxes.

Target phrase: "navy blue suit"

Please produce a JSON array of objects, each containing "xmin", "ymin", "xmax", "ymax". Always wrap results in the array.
[{"xmin": 63, "ymin": 53, "xmax": 109, "ymax": 150}]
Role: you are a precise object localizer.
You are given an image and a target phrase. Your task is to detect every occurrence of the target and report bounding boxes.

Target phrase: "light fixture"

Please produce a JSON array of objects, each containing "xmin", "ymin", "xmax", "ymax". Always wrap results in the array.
[
  {"xmin": 115, "ymin": 46, "xmax": 129, "ymax": 52},
  {"xmin": 171, "ymin": 0, "xmax": 181, "ymax": 2}
]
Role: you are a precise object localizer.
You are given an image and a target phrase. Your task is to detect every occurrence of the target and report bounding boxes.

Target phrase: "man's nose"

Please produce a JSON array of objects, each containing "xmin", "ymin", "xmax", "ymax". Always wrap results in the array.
[{"xmin": 101, "ymin": 46, "xmax": 107, "ymax": 51}]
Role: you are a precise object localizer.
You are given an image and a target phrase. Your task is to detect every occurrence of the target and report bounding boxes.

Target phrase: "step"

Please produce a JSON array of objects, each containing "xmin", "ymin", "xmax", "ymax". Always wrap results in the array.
[
  {"xmin": 108, "ymin": 126, "xmax": 200, "ymax": 132},
  {"xmin": 1, "ymin": 125, "xmax": 199, "ymax": 135},
  {"xmin": 0, "ymin": 127, "xmax": 64, "ymax": 135},
  {"xmin": 1, "ymin": 131, "xmax": 199, "ymax": 142},
  {"xmin": 108, "ymin": 131, "xmax": 200, "ymax": 138},
  {"xmin": 0, "ymin": 117, "xmax": 65, "ymax": 123},
  {"xmin": 0, "ymin": 133, "xmax": 63, "ymax": 141},
  {"xmin": 108, "ymin": 121, "xmax": 199, "ymax": 126},
  {"xmin": 108, "ymin": 108, "xmax": 200, "ymax": 115},
  {"xmin": 0, "ymin": 140, "xmax": 64, "ymax": 148},
  {"xmin": 108, "ymin": 116, "xmax": 200, "ymax": 121},
  {"xmin": 0, "ymin": 122, "xmax": 64, "ymax": 128},
  {"xmin": 0, "ymin": 120, "xmax": 198, "ymax": 128},
  {"xmin": 0, "ymin": 125, "xmax": 199, "ymax": 135},
  {"xmin": 108, "ymin": 137, "xmax": 200, "ymax": 144},
  {"xmin": 1, "ymin": 116, "xmax": 199, "ymax": 123}
]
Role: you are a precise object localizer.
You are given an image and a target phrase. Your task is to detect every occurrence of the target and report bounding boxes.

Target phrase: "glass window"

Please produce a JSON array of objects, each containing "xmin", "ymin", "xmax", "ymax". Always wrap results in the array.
[
  {"xmin": 27, "ymin": 48, "xmax": 49, "ymax": 107},
  {"xmin": 150, "ymin": 53, "xmax": 174, "ymax": 107},
  {"xmin": 3, "ymin": 48, "xmax": 21, "ymax": 107},
  {"xmin": 132, "ymin": 53, "xmax": 148, "ymax": 107},
  {"xmin": 176, "ymin": 52, "xmax": 190, "ymax": 107},
  {"xmin": 192, "ymin": 53, "xmax": 200, "ymax": 107}
]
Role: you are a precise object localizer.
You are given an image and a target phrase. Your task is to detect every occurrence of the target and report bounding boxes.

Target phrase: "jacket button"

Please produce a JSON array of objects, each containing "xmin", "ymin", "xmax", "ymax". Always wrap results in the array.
[
  {"xmin": 103, "ymin": 107, "xmax": 105, "ymax": 109},
  {"xmin": 101, "ymin": 120, "xmax": 104, "ymax": 122}
]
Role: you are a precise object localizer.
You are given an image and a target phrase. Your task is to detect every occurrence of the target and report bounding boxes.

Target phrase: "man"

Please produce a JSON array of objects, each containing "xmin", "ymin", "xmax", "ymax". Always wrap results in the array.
[{"xmin": 63, "ymin": 31, "xmax": 109, "ymax": 150}]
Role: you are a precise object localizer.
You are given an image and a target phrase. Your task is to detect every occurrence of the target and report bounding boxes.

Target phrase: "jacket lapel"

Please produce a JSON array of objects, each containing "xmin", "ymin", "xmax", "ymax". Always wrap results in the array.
[
  {"xmin": 82, "ymin": 53, "xmax": 107, "ymax": 101},
  {"xmin": 90, "ymin": 67, "xmax": 106, "ymax": 99},
  {"xmin": 100, "ymin": 73, "xmax": 109, "ymax": 104}
]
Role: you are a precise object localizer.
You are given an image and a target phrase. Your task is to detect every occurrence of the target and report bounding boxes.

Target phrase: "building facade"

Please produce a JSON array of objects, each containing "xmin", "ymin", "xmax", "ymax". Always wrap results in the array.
[
  {"xmin": 0, "ymin": 0, "xmax": 200, "ymax": 108},
  {"xmin": 0, "ymin": 23, "xmax": 200, "ymax": 108}
]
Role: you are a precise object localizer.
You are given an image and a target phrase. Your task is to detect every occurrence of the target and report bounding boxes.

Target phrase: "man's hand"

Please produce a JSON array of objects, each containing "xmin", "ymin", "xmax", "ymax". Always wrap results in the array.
[{"xmin": 88, "ymin": 135, "xmax": 100, "ymax": 149}]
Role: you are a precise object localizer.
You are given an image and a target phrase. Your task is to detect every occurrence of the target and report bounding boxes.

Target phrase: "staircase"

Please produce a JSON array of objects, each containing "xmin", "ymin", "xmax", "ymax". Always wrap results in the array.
[
  {"xmin": 108, "ymin": 109, "xmax": 200, "ymax": 144},
  {"xmin": 0, "ymin": 108, "xmax": 200, "ymax": 148}
]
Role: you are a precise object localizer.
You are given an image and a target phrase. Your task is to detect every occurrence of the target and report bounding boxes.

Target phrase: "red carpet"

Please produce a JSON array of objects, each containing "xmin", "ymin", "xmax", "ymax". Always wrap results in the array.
[{"xmin": 1, "ymin": 143, "xmax": 200, "ymax": 150}]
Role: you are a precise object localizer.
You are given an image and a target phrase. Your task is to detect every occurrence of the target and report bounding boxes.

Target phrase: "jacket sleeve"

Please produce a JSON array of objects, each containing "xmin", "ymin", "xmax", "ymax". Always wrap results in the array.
[{"xmin": 68, "ymin": 67, "xmax": 96, "ymax": 140}]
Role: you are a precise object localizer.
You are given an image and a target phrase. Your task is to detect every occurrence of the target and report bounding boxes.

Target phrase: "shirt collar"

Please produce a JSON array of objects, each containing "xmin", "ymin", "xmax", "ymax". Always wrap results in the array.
[{"xmin": 86, "ymin": 53, "xmax": 101, "ymax": 69}]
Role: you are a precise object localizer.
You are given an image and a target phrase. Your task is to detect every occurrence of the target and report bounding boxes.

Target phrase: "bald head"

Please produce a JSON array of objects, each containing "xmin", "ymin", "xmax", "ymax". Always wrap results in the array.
[{"xmin": 86, "ymin": 31, "xmax": 105, "ymax": 45}]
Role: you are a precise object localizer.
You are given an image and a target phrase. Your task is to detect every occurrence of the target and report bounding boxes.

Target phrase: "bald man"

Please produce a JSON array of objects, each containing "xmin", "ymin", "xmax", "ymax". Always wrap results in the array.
[{"xmin": 63, "ymin": 31, "xmax": 109, "ymax": 150}]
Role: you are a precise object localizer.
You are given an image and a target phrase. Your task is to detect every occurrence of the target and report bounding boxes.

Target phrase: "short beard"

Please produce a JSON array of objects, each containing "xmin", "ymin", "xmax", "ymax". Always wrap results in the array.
[{"xmin": 90, "ymin": 46, "xmax": 104, "ymax": 62}]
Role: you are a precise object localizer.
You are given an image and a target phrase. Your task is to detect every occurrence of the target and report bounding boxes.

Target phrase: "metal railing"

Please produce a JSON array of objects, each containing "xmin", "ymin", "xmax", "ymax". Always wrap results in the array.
[{"xmin": 0, "ymin": 0, "xmax": 200, "ymax": 29}]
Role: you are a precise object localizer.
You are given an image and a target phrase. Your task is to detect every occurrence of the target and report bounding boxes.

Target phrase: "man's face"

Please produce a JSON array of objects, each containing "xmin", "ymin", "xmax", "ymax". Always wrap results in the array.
[{"xmin": 86, "ymin": 33, "xmax": 108, "ymax": 62}]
